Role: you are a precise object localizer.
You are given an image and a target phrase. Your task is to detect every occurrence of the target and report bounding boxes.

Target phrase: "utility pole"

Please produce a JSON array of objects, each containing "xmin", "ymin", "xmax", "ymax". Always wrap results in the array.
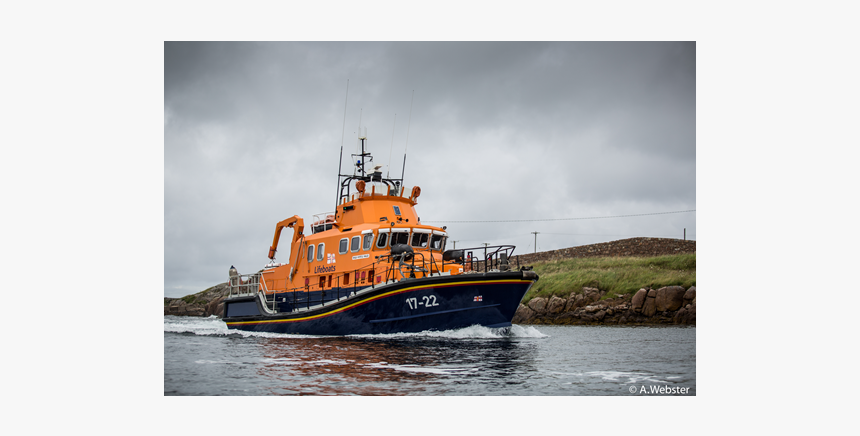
[
  {"xmin": 452, "ymin": 240, "xmax": 458, "ymax": 249},
  {"xmin": 531, "ymin": 232, "xmax": 540, "ymax": 254},
  {"xmin": 684, "ymin": 228, "xmax": 686, "ymax": 241}
]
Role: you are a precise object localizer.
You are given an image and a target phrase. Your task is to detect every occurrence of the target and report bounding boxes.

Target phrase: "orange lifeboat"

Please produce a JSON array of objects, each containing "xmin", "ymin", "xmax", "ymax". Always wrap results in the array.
[{"xmin": 222, "ymin": 135, "xmax": 538, "ymax": 335}]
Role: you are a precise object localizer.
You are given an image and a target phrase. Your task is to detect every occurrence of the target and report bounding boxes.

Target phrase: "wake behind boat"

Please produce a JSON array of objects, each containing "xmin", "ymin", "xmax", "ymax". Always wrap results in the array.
[{"xmin": 223, "ymin": 136, "xmax": 538, "ymax": 335}]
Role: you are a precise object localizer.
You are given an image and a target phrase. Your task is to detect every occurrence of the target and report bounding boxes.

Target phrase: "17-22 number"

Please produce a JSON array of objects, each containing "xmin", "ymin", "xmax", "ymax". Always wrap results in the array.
[{"xmin": 406, "ymin": 295, "xmax": 439, "ymax": 309}]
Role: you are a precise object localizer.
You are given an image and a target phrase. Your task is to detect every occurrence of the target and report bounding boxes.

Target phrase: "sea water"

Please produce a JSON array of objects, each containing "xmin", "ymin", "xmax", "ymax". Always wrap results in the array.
[{"xmin": 164, "ymin": 316, "xmax": 695, "ymax": 395}]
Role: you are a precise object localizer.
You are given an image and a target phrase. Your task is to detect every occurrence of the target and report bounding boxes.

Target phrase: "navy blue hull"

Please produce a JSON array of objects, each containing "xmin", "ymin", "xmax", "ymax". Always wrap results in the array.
[{"xmin": 224, "ymin": 271, "xmax": 537, "ymax": 335}]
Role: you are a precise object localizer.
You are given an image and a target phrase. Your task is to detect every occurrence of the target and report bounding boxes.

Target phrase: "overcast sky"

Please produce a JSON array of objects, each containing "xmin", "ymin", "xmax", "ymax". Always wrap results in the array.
[{"xmin": 164, "ymin": 42, "xmax": 695, "ymax": 297}]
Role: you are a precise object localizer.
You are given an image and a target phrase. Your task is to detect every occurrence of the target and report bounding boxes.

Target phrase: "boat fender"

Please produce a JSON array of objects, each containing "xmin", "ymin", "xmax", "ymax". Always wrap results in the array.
[
  {"xmin": 442, "ymin": 249, "xmax": 464, "ymax": 262},
  {"xmin": 390, "ymin": 244, "xmax": 414, "ymax": 261},
  {"xmin": 356, "ymin": 180, "xmax": 366, "ymax": 193}
]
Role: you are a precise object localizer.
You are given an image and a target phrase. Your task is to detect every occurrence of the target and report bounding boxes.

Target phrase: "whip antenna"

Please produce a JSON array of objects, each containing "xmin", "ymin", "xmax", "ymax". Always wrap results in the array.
[
  {"xmin": 400, "ymin": 90, "xmax": 414, "ymax": 184},
  {"xmin": 340, "ymin": 80, "xmax": 349, "ymax": 152},
  {"xmin": 335, "ymin": 79, "xmax": 349, "ymax": 209},
  {"xmin": 387, "ymin": 113, "xmax": 396, "ymax": 178},
  {"xmin": 354, "ymin": 108, "xmax": 363, "ymax": 175}
]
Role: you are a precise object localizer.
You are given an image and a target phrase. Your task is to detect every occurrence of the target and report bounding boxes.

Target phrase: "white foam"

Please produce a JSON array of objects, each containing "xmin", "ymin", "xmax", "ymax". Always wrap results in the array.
[
  {"xmin": 164, "ymin": 316, "xmax": 549, "ymax": 339},
  {"xmin": 163, "ymin": 315, "xmax": 326, "ymax": 339},
  {"xmin": 584, "ymin": 370, "xmax": 670, "ymax": 385},
  {"xmin": 350, "ymin": 324, "xmax": 549, "ymax": 339}
]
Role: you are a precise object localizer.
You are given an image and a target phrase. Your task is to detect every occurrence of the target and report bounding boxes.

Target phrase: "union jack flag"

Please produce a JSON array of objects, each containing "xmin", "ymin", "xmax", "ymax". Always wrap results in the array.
[{"xmin": 473, "ymin": 295, "xmax": 483, "ymax": 302}]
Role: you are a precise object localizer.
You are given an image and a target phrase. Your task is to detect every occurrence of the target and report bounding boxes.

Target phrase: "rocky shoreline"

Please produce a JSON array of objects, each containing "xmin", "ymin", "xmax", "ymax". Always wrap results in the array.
[
  {"xmin": 513, "ymin": 286, "xmax": 696, "ymax": 326},
  {"xmin": 164, "ymin": 283, "xmax": 229, "ymax": 318}
]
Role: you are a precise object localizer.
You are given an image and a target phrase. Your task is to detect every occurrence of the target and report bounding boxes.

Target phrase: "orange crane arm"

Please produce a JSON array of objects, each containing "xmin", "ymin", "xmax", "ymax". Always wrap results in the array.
[{"xmin": 268, "ymin": 215, "xmax": 304, "ymax": 259}]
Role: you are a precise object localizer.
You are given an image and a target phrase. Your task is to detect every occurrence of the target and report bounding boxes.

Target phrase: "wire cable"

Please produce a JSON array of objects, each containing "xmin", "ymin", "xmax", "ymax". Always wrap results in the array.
[{"xmin": 423, "ymin": 209, "xmax": 695, "ymax": 223}]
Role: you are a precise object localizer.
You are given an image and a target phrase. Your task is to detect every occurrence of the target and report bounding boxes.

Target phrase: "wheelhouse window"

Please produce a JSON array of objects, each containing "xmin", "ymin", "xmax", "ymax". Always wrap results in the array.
[
  {"xmin": 339, "ymin": 238, "xmax": 348, "ymax": 254},
  {"xmin": 350, "ymin": 236, "xmax": 361, "ymax": 252},
  {"xmin": 307, "ymin": 244, "xmax": 315, "ymax": 262},
  {"xmin": 317, "ymin": 243, "xmax": 325, "ymax": 262},
  {"xmin": 376, "ymin": 232, "xmax": 389, "ymax": 249},
  {"xmin": 362, "ymin": 232, "xmax": 373, "ymax": 251},
  {"xmin": 430, "ymin": 234, "xmax": 446, "ymax": 251},
  {"xmin": 411, "ymin": 233, "xmax": 428, "ymax": 248},
  {"xmin": 391, "ymin": 231, "xmax": 410, "ymax": 246}
]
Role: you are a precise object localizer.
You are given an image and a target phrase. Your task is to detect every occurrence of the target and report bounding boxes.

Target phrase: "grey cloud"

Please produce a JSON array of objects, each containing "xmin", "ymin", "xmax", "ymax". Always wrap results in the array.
[{"xmin": 165, "ymin": 42, "xmax": 695, "ymax": 297}]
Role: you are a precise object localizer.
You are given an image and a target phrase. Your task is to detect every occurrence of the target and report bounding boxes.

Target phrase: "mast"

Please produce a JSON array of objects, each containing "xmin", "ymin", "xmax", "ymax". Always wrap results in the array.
[{"xmin": 357, "ymin": 135, "xmax": 369, "ymax": 178}]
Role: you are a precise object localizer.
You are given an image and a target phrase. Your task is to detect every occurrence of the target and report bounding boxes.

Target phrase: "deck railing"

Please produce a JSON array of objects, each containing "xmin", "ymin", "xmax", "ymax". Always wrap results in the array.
[{"xmin": 230, "ymin": 244, "xmax": 520, "ymax": 314}]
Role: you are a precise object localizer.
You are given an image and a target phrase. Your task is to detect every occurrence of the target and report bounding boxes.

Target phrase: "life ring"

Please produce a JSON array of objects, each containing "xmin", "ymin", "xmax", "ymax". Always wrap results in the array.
[{"xmin": 411, "ymin": 185, "xmax": 421, "ymax": 199}]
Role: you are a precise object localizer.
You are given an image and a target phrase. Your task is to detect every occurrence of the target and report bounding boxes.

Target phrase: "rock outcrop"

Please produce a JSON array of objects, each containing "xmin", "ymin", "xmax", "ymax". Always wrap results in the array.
[
  {"xmin": 164, "ymin": 283, "xmax": 230, "ymax": 317},
  {"xmin": 512, "ymin": 285, "xmax": 697, "ymax": 326}
]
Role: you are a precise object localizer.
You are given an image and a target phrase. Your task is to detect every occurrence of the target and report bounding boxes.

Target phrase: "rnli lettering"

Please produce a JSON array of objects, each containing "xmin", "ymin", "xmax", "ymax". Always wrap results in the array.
[{"xmin": 314, "ymin": 265, "xmax": 336, "ymax": 274}]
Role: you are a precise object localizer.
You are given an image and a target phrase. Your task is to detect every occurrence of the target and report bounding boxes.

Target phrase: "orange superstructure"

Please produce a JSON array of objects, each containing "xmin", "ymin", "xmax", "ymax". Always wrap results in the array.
[{"xmin": 257, "ymin": 137, "xmax": 459, "ymax": 298}]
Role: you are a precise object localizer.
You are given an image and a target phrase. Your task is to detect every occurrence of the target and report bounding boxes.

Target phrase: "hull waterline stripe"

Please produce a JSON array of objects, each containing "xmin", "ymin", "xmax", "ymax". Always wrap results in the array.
[
  {"xmin": 368, "ymin": 304, "xmax": 500, "ymax": 323},
  {"xmin": 225, "ymin": 279, "xmax": 532, "ymax": 326}
]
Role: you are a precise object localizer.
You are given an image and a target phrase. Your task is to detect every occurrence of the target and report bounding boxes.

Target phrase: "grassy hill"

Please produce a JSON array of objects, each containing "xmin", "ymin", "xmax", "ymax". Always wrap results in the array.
[{"xmin": 523, "ymin": 253, "xmax": 695, "ymax": 304}]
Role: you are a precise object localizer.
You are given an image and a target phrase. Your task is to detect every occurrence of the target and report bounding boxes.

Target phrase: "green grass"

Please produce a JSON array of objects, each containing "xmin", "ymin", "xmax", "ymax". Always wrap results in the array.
[{"xmin": 522, "ymin": 253, "xmax": 695, "ymax": 304}]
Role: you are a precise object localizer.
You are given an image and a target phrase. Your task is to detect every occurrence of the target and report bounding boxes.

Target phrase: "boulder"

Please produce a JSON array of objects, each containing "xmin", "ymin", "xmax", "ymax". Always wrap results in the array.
[
  {"xmin": 528, "ymin": 297, "xmax": 548, "ymax": 313},
  {"xmin": 684, "ymin": 286, "xmax": 696, "ymax": 302},
  {"xmin": 655, "ymin": 286, "xmax": 686, "ymax": 312},
  {"xmin": 563, "ymin": 296, "xmax": 577, "ymax": 312},
  {"xmin": 631, "ymin": 288, "xmax": 648, "ymax": 312},
  {"xmin": 685, "ymin": 304, "xmax": 696, "ymax": 324},
  {"xmin": 512, "ymin": 304, "xmax": 536, "ymax": 324},
  {"xmin": 566, "ymin": 293, "xmax": 588, "ymax": 311},
  {"xmin": 674, "ymin": 307, "xmax": 688, "ymax": 324},
  {"xmin": 583, "ymin": 287, "xmax": 601, "ymax": 303},
  {"xmin": 642, "ymin": 289, "xmax": 658, "ymax": 317},
  {"xmin": 595, "ymin": 310, "xmax": 606, "ymax": 321},
  {"xmin": 547, "ymin": 296, "xmax": 567, "ymax": 314}
]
